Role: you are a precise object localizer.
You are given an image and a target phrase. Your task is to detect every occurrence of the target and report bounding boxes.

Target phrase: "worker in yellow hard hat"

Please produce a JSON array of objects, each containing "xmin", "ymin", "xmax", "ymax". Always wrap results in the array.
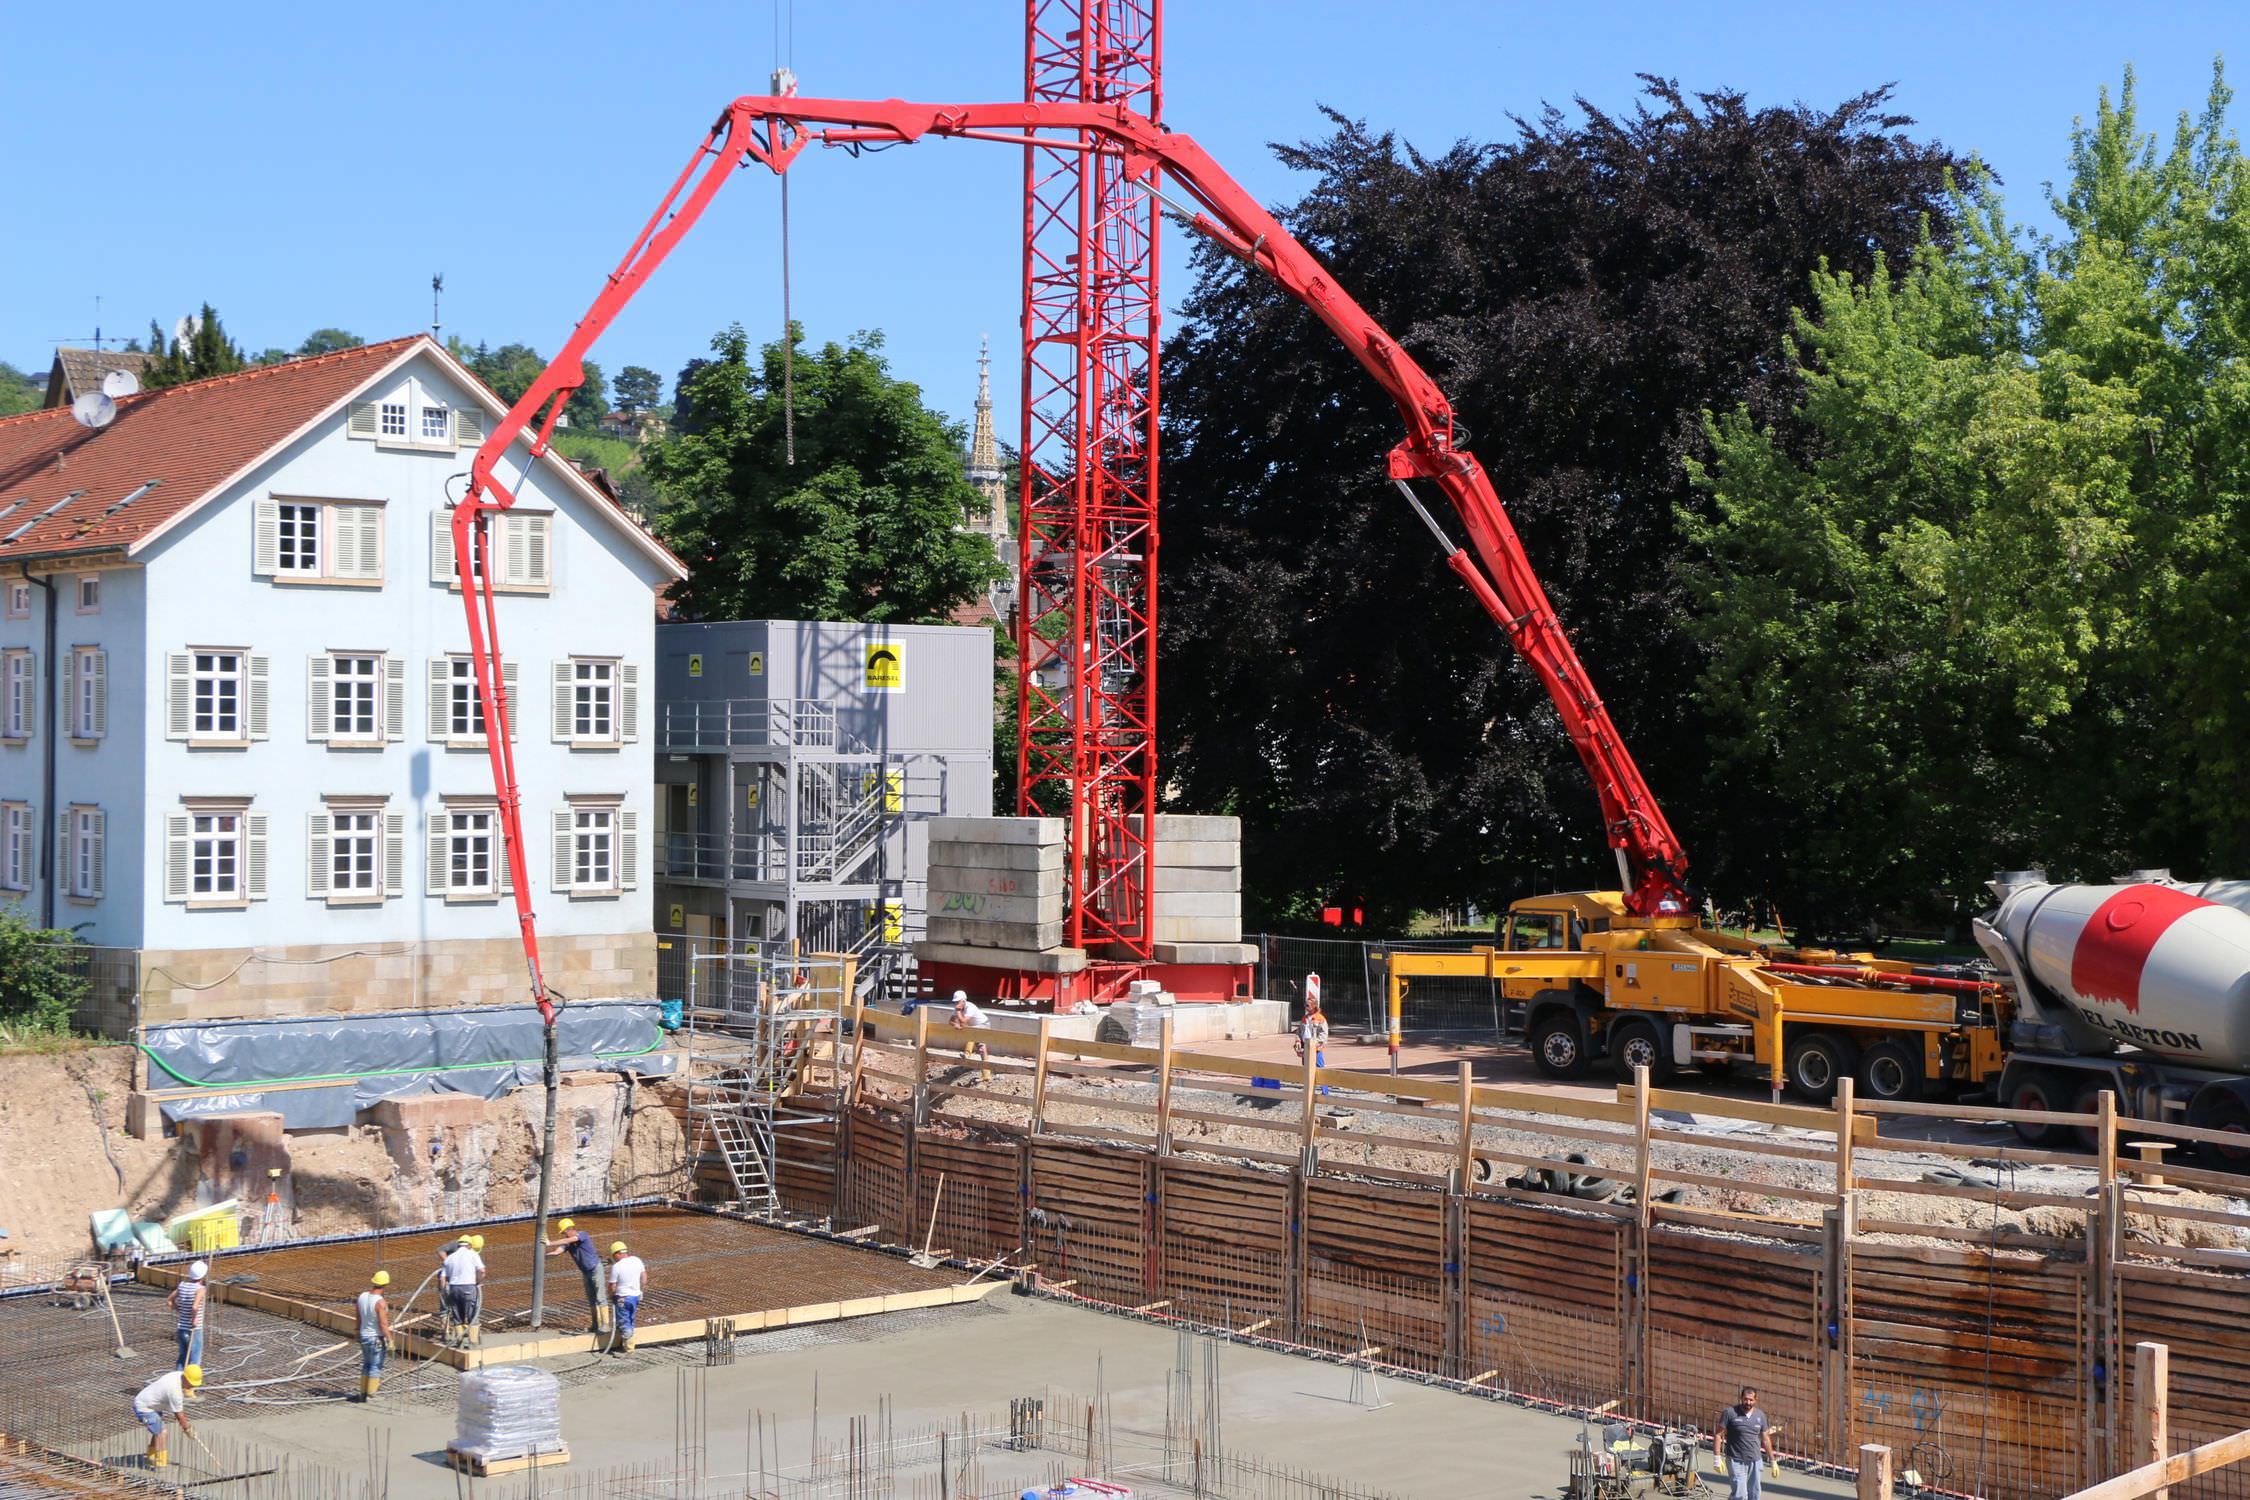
[
  {"xmin": 544, "ymin": 1216, "xmax": 610, "ymax": 1334},
  {"xmin": 133, "ymin": 1363, "xmax": 201, "ymax": 1469},
  {"xmin": 440, "ymin": 1235, "xmax": 486, "ymax": 1347},
  {"xmin": 356, "ymin": 1271, "xmax": 393, "ymax": 1401},
  {"xmin": 606, "ymin": 1241, "xmax": 647, "ymax": 1353}
]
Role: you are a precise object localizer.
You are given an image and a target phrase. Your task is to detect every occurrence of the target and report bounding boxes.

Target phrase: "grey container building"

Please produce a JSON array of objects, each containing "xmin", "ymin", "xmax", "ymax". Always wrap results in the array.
[{"xmin": 653, "ymin": 619, "xmax": 995, "ymax": 997}]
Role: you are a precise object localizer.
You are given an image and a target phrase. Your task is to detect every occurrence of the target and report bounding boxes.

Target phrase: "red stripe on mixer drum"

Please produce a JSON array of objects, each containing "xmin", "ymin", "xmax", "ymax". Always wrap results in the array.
[{"xmin": 2069, "ymin": 884, "xmax": 2213, "ymax": 1014}]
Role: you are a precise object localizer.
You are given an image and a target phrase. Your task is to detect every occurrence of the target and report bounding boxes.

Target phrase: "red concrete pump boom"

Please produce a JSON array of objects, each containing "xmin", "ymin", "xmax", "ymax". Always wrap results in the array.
[{"xmin": 454, "ymin": 92, "xmax": 1691, "ymax": 1011}]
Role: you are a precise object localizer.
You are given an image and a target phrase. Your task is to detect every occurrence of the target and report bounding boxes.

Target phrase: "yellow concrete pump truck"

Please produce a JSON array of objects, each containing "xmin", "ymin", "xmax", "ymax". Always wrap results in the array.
[{"xmin": 1383, "ymin": 894, "xmax": 2012, "ymax": 1103}]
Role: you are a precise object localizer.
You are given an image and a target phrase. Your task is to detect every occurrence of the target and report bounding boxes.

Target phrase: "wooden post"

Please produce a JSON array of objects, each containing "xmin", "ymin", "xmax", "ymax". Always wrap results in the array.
[
  {"xmin": 1455, "ymin": 1060, "xmax": 1476, "ymax": 1190},
  {"xmin": 1856, "ymin": 1443, "xmax": 1892, "ymax": 1500},
  {"xmin": 912, "ymin": 1006, "xmax": 931, "ymax": 1130},
  {"xmin": 1299, "ymin": 1035, "xmax": 1320, "ymax": 1170},
  {"xmin": 1029, "ymin": 1019, "xmax": 1052, "ymax": 1136},
  {"xmin": 2133, "ymin": 1341, "xmax": 2170, "ymax": 1500},
  {"xmin": 2096, "ymin": 1089, "xmax": 2120, "ymax": 1474},
  {"xmin": 846, "ymin": 983, "xmax": 867, "ymax": 1104},
  {"xmin": 1630, "ymin": 1063, "xmax": 1653, "ymax": 1410},
  {"xmin": 1156, "ymin": 1016, "xmax": 1175, "ymax": 1158},
  {"xmin": 1832, "ymin": 1075, "xmax": 1857, "ymax": 1460}
]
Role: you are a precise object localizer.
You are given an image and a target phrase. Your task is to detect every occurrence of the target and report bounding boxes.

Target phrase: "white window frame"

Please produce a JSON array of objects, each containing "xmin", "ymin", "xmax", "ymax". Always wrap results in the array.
[
  {"xmin": 256, "ymin": 497, "xmax": 383, "ymax": 584},
  {"xmin": 432, "ymin": 508, "xmax": 551, "ymax": 592},
  {"xmin": 432, "ymin": 655, "xmax": 517, "ymax": 747},
  {"xmin": 440, "ymin": 804, "xmax": 508, "ymax": 899},
  {"xmin": 553, "ymin": 798, "xmax": 636, "ymax": 896},
  {"xmin": 553, "ymin": 656, "xmax": 638, "ymax": 747},
  {"xmin": 421, "ymin": 403, "xmax": 451, "ymax": 443},
  {"xmin": 1, "ymin": 801, "xmax": 29, "ymax": 891},
  {"xmin": 168, "ymin": 651, "xmax": 267, "ymax": 745},
  {"xmin": 276, "ymin": 501, "xmax": 322, "ymax": 576},
  {"xmin": 3, "ymin": 582, "xmax": 26, "ymax": 620},
  {"xmin": 2, "ymin": 649, "xmax": 31, "ymax": 740},
  {"xmin": 68, "ymin": 645, "xmax": 104, "ymax": 741},
  {"xmin": 574, "ymin": 806, "xmax": 615, "ymax": 889},
  {"xmin": 330, "ymin": 808, "xmax": 380, "ymax": 897},
  {"xmin": 192, "ymin": 651, "xmax": 244, "ymax": 741},
  {"xmin": 65, "ymin": 804, "xmax": 102, "ymax": 901},
  {"xmin": 191, "ymin": 810, "xmax": 243, "ymax": 901},
  {"xmin": 379, "ymin": 401, "xmax": 408, "ymax": 438},
  {"xmin": 331, "ymin": 653, "xmax": 379, "ymax": 741},
  {"xmin": 75, "ymin": 575, "xmax": 99, "ymax": 614}
]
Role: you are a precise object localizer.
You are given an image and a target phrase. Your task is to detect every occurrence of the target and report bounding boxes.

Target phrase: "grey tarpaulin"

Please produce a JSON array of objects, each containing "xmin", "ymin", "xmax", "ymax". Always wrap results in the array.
[{"xmin": 144, "ymin": 1001, "xmax": 676, "ymax": 1130}]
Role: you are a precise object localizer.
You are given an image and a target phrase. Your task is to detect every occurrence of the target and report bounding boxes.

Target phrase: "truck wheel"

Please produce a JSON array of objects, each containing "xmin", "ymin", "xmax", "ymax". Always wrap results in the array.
[
  {"xmin": 1609, "ymin": 1019, "xmax": 1671, "ymax": 1084},
  {"xmin": 1859, "ymin": 1041, "xmax": 1924, "ymax": 1103},
  {"xmin": 1529, "ymin": 1011, "xmax": 1590, "ymax": 1079},
  {"xmin": 1784, "ymin": 1032, "xmax": 1858, "ymax": 1103},
  {"xmin": 2069, "ymin": 1084, "xmax": 2115, "ymax": 1152},
  {"xmin": 2197, "ymin": 1096, "xmax": 2250, "ymax": 1168},
  {"xmin": 2008, "ymin": 1073, "xmax": 2060, "ymax": 1145}
]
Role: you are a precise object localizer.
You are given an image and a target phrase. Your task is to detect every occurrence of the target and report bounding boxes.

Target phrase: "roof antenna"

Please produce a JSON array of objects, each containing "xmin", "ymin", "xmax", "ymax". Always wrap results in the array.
[{"xmin": 432, "ymin": 273, "xmax": 445, "ymax": 342}]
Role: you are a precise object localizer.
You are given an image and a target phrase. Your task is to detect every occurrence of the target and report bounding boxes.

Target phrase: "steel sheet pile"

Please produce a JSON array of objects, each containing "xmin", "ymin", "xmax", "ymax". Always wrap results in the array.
[{"xmin": 451, "ymin": 1366, "xmax": 563, "ymax": 1461}]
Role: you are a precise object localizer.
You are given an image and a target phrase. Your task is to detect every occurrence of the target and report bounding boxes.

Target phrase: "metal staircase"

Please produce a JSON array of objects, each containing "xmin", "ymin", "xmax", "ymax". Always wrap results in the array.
[{"xmin": 686, "ymin": 950, "xmax": 850, "ymax": 1217}]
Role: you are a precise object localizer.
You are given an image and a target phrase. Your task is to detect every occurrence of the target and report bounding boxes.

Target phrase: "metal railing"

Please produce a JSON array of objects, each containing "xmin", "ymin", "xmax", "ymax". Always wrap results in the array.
[
  {"xmin": 658, "ymin": 698, "xmax": 850, "ymax": 752},
  {"xmin": 1251, "ymin": 932, "xmax": 1518, "ymax": 1037},
  {"xmin": 659, "ymin": 831, "xmax": 791, "ymax": 884}
]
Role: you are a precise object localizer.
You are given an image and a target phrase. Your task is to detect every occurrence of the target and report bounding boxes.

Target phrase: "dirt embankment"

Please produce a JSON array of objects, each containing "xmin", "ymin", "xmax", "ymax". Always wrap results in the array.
[{"xmin": 0, "ymin": 1046, "xmax": 690, "ymax": 1276}]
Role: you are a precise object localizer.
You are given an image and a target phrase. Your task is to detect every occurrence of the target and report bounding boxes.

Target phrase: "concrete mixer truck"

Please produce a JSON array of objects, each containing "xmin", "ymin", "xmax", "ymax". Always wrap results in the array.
[{"xmin": 1976, "ymin": 870, "xmax": 2250, "ymax": 1154}]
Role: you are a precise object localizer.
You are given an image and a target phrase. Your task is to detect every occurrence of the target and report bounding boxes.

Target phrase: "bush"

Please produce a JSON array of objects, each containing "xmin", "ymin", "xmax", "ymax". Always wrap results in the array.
[{"xmin": 0, "ymin": 908, "xmax": 89, "ymax": 1037}]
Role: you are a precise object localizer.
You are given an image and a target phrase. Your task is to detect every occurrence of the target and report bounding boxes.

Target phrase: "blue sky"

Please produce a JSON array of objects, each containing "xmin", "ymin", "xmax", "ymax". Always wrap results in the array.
[{"xmin": 6, "ymin": 2, "xmax": 2243, "ymax": 440}]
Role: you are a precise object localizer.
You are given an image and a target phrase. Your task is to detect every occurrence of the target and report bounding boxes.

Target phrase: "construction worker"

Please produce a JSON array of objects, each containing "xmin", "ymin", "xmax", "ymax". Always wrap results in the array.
[
  {"xmin": 356, "ymin": 1271, "xmax": 392, "ymax": 1401},
  {"xmin": 132, "ymin": 1363, "xmax": 201, "ymax": 1470},
  {"xmin": 168, "ymin": 1260, "xmax": 209, "ymax": 1369},
  {"xmin": 951, "ymin": 990, "xmax": 993, "ymax": 1081},
  {"xmin": 1714, "ymin": 1386, "xmax": 1778, "ymax": 1499},
  {"xmin": 606, "ymin": 1241, "xmax": 646, "ymax": 1353},
  {"xmin": 544, "ymin": 1218, "xmax": 609, "ymax": 1332},
  {"xmin": 440, "ymin": 1234, "xmax": 486, "ymax": 1346}
]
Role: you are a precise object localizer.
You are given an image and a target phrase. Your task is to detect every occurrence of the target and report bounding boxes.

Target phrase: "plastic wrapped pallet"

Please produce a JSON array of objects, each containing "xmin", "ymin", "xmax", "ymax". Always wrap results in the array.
[{"xmin": 451, "ymin": 1366, "xmax": 564, "ymax": 1461}]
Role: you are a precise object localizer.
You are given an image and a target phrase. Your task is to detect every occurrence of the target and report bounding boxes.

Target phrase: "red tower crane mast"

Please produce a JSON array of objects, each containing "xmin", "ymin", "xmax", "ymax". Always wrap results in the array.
[{"xmin": 452, "ymin": 79, "xmax": 1692, "ymax": 1017}]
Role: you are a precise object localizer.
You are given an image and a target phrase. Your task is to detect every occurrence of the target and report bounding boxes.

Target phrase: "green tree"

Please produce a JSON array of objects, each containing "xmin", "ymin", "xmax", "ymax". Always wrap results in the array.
[
  {"xmin": 1688, "ymin": 64, "xmax": 2250, "ymax": 926},
  {"xmin": 0, "ymin": 909, "xmax": 88, "ymax": 1037},
  {"xmin": 145, "ymin": 304, "xmax": 246, "ymax": 388},
  {"xmin": 614, "ymin": 364, "xmax": 663, "ymax": 413},
  {"xmin": 297, "ymin": 328, "xmax": 364, "ymax": 357},
  {"xmin": 466, "ymin": 342, "xmax": 606, "ymax": 429},
  {"xmin": 0, "ymin": 361, "xmax": 40, "ymax": 415},
  {"xmin": 644, "ymin": 325, "xmax": 1004, "ymax": 623}
]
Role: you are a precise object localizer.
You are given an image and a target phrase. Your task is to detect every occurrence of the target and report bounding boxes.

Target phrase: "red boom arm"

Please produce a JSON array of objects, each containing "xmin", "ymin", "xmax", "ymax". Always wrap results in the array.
[{"xmin": 458, "ymin": 93, "xmax": 1690, "ymax": 1005}]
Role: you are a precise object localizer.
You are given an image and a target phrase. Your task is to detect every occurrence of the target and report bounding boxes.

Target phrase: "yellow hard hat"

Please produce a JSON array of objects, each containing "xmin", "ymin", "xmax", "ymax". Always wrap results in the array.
[
  {"xmin": 557, "ymin": 1218, "xmax": 574, "ymax": 1232},
  {"xmin": 609, "ymin": 1241, "xmax": 627, "ymax": 1256},
  {"xmin": 467, "ymin": 1235, "xmax": 485, "ymax": 1251},
  {"xmin": 370, "ymin": 1270, "xmax": 390, "ymax": 1287},
  {"xmin": 182, "ymin": 1365, "xmax": 204, "ymax": 1387}
]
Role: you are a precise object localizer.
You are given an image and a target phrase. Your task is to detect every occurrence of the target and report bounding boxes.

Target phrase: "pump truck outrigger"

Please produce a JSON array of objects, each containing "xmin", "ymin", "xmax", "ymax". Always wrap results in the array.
[{"xmin": 449, "ymin": 86, "xmax": 2007, "ymax": 1104}]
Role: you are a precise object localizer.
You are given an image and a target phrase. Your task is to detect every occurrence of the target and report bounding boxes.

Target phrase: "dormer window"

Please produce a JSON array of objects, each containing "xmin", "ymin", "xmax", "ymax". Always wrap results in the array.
[
  {"xmin": 348, "ymin": 390, "xmax": 481, "ymax": 450},
  {"xmin": 379, "ymin": 402, "xmax": 408, "ymax": 438},
  {"xmin": 421, "ymin": 405, "xmax": 451, "ymax": 443}
]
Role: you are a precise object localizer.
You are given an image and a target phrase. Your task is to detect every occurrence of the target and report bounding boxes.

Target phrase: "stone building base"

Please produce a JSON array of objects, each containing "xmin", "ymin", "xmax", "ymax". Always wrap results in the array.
[{"xmin": 131, "ymin": 932, "xmax": 658, "ymax": 1028}]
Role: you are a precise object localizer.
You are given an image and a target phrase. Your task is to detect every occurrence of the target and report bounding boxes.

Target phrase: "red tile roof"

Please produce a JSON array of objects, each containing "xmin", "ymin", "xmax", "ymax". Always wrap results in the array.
[
  {"xmin": 0, "ymin": 338, "xmax": 420, "ymax": 561},
  {"xmin": 0, "ymin": 335, "xmax": 686, "ymax": 579}
]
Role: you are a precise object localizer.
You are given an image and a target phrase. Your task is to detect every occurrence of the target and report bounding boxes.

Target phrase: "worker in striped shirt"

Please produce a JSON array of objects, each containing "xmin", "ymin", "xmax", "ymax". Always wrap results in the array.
[{"xmin": 168, "ymin": 1260, "xmax": 209, "ymax": 1369}]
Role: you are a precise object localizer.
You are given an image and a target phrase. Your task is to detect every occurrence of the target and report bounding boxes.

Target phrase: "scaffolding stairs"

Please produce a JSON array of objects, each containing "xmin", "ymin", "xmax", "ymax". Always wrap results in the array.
[{"xmin": 686, "ymin": 950, "xmax": 851, "ymax": 1218}]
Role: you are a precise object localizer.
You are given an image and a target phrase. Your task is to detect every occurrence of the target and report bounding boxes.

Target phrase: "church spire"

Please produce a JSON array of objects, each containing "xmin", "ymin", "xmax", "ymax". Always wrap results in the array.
[{"xmin": 965, "ymin": 335, "xmax": 1008, "ymax": 546}]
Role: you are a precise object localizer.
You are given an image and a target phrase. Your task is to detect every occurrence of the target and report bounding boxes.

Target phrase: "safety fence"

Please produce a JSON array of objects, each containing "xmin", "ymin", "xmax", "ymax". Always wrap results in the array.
[
  {"xmin": 732, "ymin": 1010, "xmax": 2250, "ymax": 1500},
  {"xmin": 1253, "ymin": 933, "xmax": 1517, "ymax": 1036}
]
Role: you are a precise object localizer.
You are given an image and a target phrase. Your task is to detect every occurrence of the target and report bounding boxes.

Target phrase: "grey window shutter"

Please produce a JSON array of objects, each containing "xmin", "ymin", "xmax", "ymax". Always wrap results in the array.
[
  {"xmin": 503, "ymin": 661, "xmax": 520, "ymax": 742},
  {"xmin": 552, "ymin": 660, "xmax": 574, "ymax": 742},
  {"xmin": 307, "ymin": 813, "xmax": 332, "ymax": 898},
  {"xmin": 384, "ymin": 812, "xmax": 405, "ymax": 897},
  {"xmin": 342, "ymin": 504, "xmax": 382, "ymax": 580},
  {"xmin": 60, "ymin": 652, "xmax": 76, "ymax": 735},
  {"xmin": 504, "ymin": 515, "xmax": 530, "ymax": 586},
  {"xmin": 254, "ymin": 498, "xmax": 278, "ymax": 575},
  {"xmin": 527, "ymin": 515, "xmax": 551, "ymax": 584},
  {"xmin": 246, "ymin": 813, "xmax": 269, "ymax": 900},
  {"xmin": 167, "ymin": 653, "xmax": 192, "ymax": 740},
  {"xmin": 56, "ymin": 809, "xmax": 69, "ymax": 891},
  {"xmin": 427, "ymin": 823, "xmax": 449, "ymax": 895},
  {"xmin": 619, "ymin": 809, "xmax": 639, "ymax": 890},
  {"xmin": 454, "ymin": 406, "xmax": 485, "ymax": 447},
  {"xmin": 499, "ymin": 831, "xmax": 515, "ymax": 894},
  {"xmin": 619, "ymin": 663, "xmax": 639, "ymax": 742},
  {"xmin": 89, "ymin": 808, "xmax": 104, "ymax": 898},
  {"xmin": 88, "ymin": 651, "xmax": 105, "ymax": 738},
  {"xmin": 248, "ymin": 654, "xmax": 270, "ymax": 740},
  {"xmin": 166, "ymin": 814, "xmax": 191, "ymax": 900},
  {"xmin": 552, "ymin": 809, "xmax": 574, "ymax": 891},
  {"xmin": 431, "ymin": 509, "xmax": 456, "ymax": 584},
  {"xmin": 384, "ymin": 657, "xmax": 406, "ymax": 741},
  {"xmin": 427, "ymin": 657, "xmax": 451, "ymax": 741},
  {"xmin": 347, "ymin": 399, "xmax": 378, "ymax": 438},
  {"xmin": 308, "ymin": 654, "xmax": 332, "ymax": 742}
]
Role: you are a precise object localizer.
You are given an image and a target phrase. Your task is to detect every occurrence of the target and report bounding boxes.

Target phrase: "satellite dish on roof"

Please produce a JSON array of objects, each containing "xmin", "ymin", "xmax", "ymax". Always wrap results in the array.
[
  {"xmin": 71, "ymin": 393, "xmax": 117, "ymax": 430},
  {"xmin": 101, "ymin": 368, "xmax": 140, "ymax": 399}
]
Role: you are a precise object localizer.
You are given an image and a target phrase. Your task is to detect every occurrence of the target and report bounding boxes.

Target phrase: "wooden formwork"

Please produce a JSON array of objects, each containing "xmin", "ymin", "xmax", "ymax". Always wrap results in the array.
[{"xmin": 759, "ymin": 1012, "xmax": 2250, "ymax": 1500}]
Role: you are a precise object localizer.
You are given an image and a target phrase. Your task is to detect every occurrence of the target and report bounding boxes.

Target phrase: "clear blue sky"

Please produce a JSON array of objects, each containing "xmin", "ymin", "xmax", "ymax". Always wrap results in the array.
[{"xmin": 7, "ymin": 2, "xmax": 2243, "ymax": 440}]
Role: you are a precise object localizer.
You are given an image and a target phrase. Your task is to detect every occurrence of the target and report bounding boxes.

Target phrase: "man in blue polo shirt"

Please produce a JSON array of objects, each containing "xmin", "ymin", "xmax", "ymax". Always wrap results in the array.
[{"xmin": 544, "ymin": 1218, "xmax": 608, "ymax": 1332}]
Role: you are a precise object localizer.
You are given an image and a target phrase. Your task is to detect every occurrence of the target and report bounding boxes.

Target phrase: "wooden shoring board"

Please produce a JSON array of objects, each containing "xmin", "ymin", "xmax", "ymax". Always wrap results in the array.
[
  {"xmin": 1463, "ymin": 1196, "xmax": 1623, "ymax": 1316},
  {"xmin": 1302, "ymin": 1178, "xmax": 1445, "ymax": 1279},
  {"xmin": 1155, "ymin": 1158, "xmax": 1291, "ymax": 1327},
  {"xmin": 913, "ymin": 1134, "xmax": 1024, "ymax": 1264},
  {"xmin": 1301, "ymin": 1177, "xmax": 1448, "ymax": 1372},
  {"xmin": 2118, "ymin": 1262, "xmax": 2250, "ymax": 1430},
  {"xmin": 1027, "ymin": 1139, "xmax": 1150, "ymax": 1304},
  {"xmin": 1645, "ymin": 1229, "xmax": 1821, "ymax": 1347}
]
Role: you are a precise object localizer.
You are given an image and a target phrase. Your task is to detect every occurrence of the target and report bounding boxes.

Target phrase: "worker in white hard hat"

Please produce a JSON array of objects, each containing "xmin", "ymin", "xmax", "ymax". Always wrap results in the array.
[
  {"xmin": 168, "ymin": 1260, "xmax": 209, "ymax": 1370},
  {"xmin": 606, "ymin": 1241, "xmax": 647, "ymax": 1353},
  {"xmin": 951, "ymin": 990, "xmax": 993, "ymax": 1082},
  {"xmin": 356, "ymin": 1271, "xmax": 393, "ymax": 1401},
  {"xmin": 133, "ymin": 1363, "xmax": 201, "ymax": 1469},
  {"xmin": 544, "ymin": 1217, "xmax": 610, "ymax": 1333},
  {"xmin": 440, "ymin": 1234, "xmax": 486, "ymax": 1347}
]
